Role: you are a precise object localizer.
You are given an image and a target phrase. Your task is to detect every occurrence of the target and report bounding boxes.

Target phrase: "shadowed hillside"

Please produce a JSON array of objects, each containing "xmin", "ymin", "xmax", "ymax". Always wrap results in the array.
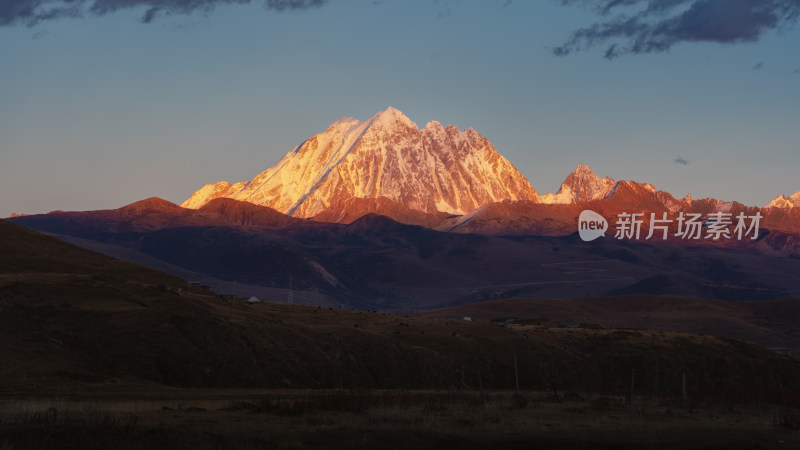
[
  {"xmin": 424, "ymin": 295, "xmax": 800, "ymax": 351},
  {"xmin": 10, "ymin": 202, "xmax": 800, "ymax": 308},
  {"xmin": 3, "ymin": 219, "xmax": 800, "ymax": 449},
  {"xmin": 2, "ymin": 219, "xmax": 799, "ymax": 397}
]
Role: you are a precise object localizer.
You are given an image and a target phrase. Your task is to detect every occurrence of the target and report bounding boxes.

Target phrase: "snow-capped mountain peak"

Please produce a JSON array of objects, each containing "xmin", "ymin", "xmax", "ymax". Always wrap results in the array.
[
  {"xmin": 182, "ymin": 107, "xmax": 539, "ymax": 217},
  {"xmin": 369, "ymin": 106, "xmax": 417, "ymax": 130},
  {"xmin": 539, "ymin": 164, "xmax": 617, "ymax": 204},
  {"xmin": 765, "ymin": 191, "xmax": 800, "ymax": 208}
]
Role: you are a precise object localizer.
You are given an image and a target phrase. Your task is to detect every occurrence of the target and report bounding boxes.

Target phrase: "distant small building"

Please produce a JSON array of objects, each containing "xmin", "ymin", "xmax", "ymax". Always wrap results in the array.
[{"xmin": 247, "ymin": 296, "xmax": 261, "ymax": 304}]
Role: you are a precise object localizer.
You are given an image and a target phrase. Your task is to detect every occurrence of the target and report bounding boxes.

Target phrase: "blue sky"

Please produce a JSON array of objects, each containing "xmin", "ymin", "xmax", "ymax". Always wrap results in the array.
[{"xmin": 1, "ymin": 0, "xmax": 799, "ymax": 216}]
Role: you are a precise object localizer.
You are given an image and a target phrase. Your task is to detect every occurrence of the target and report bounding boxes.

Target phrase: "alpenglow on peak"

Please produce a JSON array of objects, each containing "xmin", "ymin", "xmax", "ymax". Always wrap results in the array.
[
  {"xmin": 182, "ymin": 107, "xmax": 539, "ymax": 217},
  {"xmin": 539, "ymin": 163, "xmax": 617, "ymax": 204}
]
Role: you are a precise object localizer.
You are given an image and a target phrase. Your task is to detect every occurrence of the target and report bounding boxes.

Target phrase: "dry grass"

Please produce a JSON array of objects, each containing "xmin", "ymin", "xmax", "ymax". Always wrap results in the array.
[
  {"xmin": 2, "ymin": 220, "xmax": 799, "ymax": 448},
  {"xmin": 424, "ymin": 294, "xmax": 800, "ymax": 351},
  {"xmin": 0, "ymin": 389, "xmax": 798, "ymax": 449}
]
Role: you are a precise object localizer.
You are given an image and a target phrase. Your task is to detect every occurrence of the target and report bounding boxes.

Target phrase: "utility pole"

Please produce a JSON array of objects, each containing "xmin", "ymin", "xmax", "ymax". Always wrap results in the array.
[
  {"xmin": 653, "ymin": 368, "xmax": 659, "ymax": 401},
  {"xmin": 230, "ymin": 280, "xmax": 236, "ymax": 320},
  {"xmin": 630, "ymin": 369, "xmax": 636, "ymax": 404},
  {"xmin": 682, "ymin": 372, "xmax": 687, "ymax": 402},
  {"xmin": 287, "ymin": 274, "xmax": 294, "ymax": 304}
]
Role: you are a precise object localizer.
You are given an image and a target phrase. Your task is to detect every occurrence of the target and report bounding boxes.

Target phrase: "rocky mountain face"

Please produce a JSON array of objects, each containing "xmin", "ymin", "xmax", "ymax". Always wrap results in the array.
[
  {"xmin": 182, "ymin": 107, "xmax": 539, "ymax": 217},
  {"xmin": 539, "ymin": 164, "xmax": 617, "ymax": 204},
  {"xmin": 765, "ymin": 191, "xmax": 800, "ymax": 208}
]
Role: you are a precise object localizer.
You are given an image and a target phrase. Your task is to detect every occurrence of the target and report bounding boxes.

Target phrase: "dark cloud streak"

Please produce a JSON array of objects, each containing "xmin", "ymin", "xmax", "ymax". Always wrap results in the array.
[
  {"xmin": 554, "ymin": 0, "xmax": 800, "ymax": 58},
  {"xmin": 0, "ymin": 0, "xmax": 327, "ymax": 27}
]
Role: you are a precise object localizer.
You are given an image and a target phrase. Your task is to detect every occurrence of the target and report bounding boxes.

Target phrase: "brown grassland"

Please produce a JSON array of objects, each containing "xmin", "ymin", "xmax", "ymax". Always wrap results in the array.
[
  {"xmin": 1, "ymin": 389, "xmax": 799, "ymax": 449},
  {"xmin": 1, "ymin": 219, "xmax": 799, "ymax": 449}
]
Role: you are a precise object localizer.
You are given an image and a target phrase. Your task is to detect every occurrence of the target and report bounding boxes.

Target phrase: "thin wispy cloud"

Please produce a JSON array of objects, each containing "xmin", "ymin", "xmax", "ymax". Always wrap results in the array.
[
  {"xmin": 0, "ymin": 0, "xmax": 327, "ymax": 27},
  {"xmin": 674, "ymin": 156, "xmax": 689, "ymax": 165},
  {"xmin": 554, "ymin": 0, "xmax": 800, "ymax": 59}
]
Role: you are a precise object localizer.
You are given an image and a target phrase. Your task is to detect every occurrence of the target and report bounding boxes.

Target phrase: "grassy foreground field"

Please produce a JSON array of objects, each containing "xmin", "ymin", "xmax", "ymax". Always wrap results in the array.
[
  {"xmin": 1, "ymin": 389, "xmax": 798, "ymax": 449},
  {"xmin": 2, "ymin": 220, "xmax": 800, "ymax": 448}
]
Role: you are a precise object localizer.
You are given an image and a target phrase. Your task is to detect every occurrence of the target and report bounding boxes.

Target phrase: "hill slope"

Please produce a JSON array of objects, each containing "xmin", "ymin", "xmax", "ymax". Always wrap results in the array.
[
  {"xmin": 2, "ymin": 219, "xmax": 799, "ymax": 397},
  {"xmin": 10, "ymin": 204, "xmax": 800, "ymax": 307},
  {"xmin": 424, "ymin": 294, "xmax": 800, "ymax": 351}
]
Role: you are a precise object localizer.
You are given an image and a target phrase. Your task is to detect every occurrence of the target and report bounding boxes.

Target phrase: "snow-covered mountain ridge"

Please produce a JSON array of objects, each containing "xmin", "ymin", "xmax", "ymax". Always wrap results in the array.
[
  {"xmin": 182, "ymin": 107, "xmax": 799, "ymax": 218},
  {"xmin": 182, "ymin": 107, "xmax": 539, "ymax": 217}
]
